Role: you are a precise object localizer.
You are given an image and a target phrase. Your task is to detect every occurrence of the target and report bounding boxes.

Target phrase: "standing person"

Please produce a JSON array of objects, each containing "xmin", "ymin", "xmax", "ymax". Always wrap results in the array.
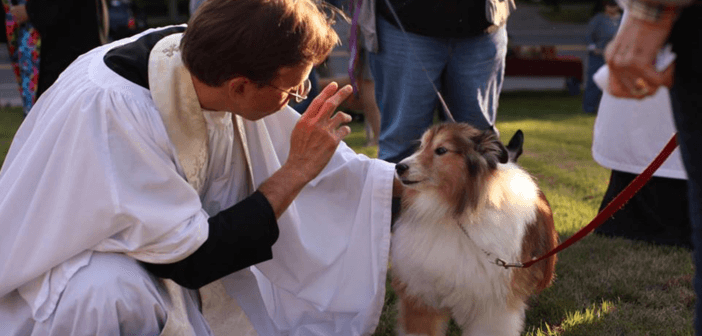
[
  {"xmin": 605, "ymin": 0, "xmax": 702, "ymax": 331},
  {"xmin": 591, "ymin": 65, "xmax": 690, "ymax": 248},
  {"xmin": 2, "ymin": 0, "xmax": 40, "ymax": 115},
  {"xmin": 7, "ymin": 0, "xmax": 103, "ymax": 101},
  {"xmin": 582, "ymin": 0, "xmax": 621, "ymax": 113},
  {"xmin": 359, "ymin": 0, "xmax": 513, "ymax": 163},
  {"xmin": 0, "ymin": 0, "xmax": 400, "ymax": 335}
]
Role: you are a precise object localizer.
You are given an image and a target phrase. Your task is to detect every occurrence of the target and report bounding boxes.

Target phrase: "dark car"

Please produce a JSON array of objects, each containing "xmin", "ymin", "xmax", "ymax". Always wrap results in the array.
[{"xmin": 108, "ymin": 0, "xmax": 147, "ymax": 41}]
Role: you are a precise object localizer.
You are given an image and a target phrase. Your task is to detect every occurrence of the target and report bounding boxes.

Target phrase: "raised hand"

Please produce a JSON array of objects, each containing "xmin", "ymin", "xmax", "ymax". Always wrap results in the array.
[
  {"xmin": 258, "ymin": 82, "xmax": 353, "ymax": 218},
  {"xmin": 286, "ymin": 82, "xmax": 354, "ymax": 181}
]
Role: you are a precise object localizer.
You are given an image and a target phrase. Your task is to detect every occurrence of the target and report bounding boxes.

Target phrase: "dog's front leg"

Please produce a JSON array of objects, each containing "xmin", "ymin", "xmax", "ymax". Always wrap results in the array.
[{"xmin": 392, "ymin": 278, "xmax": 451, "ymax": 336}]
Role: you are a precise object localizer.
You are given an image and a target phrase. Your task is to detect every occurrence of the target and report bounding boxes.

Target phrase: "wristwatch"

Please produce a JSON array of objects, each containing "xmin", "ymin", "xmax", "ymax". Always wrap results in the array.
[{"xmin": 628, "ymin": 0, "xmax": 679, "ymax": 23}]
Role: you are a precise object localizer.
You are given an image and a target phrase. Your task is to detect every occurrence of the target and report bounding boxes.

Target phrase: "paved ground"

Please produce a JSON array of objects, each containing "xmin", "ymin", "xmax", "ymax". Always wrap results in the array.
[
  {"xmin": 508, "ymin": 3, "xmax": 589, "ymax": 45},
  {"xmin": 0, "ymin": 46, "xmax": 21, "ymax": 107}
]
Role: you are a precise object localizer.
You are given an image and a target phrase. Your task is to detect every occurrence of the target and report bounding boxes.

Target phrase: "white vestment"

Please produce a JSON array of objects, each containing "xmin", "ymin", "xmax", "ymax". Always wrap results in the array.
[{"xmin": 0, "ymin": 28, "xmax": 394, "ymax": 336}]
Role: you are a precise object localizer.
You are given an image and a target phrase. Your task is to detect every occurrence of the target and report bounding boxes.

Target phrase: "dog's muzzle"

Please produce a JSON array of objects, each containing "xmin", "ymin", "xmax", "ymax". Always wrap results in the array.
[{"xmin": 395, "ymin": 163, "xmax": 409, "ymax": 177}]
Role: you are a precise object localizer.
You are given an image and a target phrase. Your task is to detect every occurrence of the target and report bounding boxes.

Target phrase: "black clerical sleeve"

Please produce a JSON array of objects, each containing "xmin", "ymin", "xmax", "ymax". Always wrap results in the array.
[{"xmin": 142, "ymin": 190, "xmax": 279, "ymax": 289}]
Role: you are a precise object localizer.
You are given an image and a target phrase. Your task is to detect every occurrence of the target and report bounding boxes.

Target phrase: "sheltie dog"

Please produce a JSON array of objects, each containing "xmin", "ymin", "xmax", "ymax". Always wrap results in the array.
[{"xmin": 392, "ymin": 123, "xmax": 558, "ymax": 336}]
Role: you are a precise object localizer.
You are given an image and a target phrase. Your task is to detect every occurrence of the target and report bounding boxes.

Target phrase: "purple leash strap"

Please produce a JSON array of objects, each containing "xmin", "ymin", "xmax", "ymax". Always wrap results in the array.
[{"xmin": 348, "ymin": 0, "xmax": 363, "ymax": 97}]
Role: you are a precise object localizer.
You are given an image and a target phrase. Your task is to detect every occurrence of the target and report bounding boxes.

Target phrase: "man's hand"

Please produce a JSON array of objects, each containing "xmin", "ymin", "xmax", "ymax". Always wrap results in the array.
[
  {"xmin": 285, "ymin": 82, "xmax": 354, "ymax": 181},
  {"xmin": 605, "ymin": 2, "xmax": 677, "ymax": 99},
  {"xmin": 9, "ymin": 5, "xmax": 29, "ymax": 25},
  {"xmin": 258, "ymin": 82, "xmax": 354, "ymax": 218}
]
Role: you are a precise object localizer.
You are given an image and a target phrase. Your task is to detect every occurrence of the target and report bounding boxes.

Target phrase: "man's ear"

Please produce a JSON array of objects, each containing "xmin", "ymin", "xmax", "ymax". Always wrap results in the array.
[{"xmin": 226, "ymin": 77, "xmax": 248, "ymax": 98}]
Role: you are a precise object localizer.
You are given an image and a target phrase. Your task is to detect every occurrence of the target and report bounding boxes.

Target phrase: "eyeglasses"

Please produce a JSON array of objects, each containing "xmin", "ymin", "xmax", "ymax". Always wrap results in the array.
[{"xmin": 268, "ymin": 78, "xmax": 312, "ymax": 104}]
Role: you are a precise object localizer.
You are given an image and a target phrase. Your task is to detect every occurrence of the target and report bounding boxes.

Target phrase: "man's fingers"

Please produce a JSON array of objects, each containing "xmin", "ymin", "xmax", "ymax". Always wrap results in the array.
[
  {"xmin": 329, "ymin": 111, "xmax": 353, "ymax": 130},
  {"xmin": 314, "ymin": 85, "xmax": 353, "ymax": 122},
  {"xmin": 303, "ymin": 82, "xmax": 339, "ymax": 119},
  {"xmin": 622, "ymin": 67, "xmax": 665, "ymax": 98},
  {"xmin": 334, "ymin": 125, "xmax": 352, "ymax": 140},
  {"xmin": 329, "ymin": 85, "xmax": 354, "ymax": 108},
  {"xmin": 639, "ymin": 65, "xmax": 668, "ymax": 88},
  {"xmin": 608, "ymin": 73, "xmax": 640, "ymax": 98},
  {"xmin": 607, "ymin": 74, "xmax": 629, "ymax": 97}
]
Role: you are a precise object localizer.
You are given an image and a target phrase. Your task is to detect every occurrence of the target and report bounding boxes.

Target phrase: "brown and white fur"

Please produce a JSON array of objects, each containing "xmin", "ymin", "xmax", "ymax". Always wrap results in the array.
[{"xmin": 392, "ymin": 123, "xmax": 558, "ymax": 336}]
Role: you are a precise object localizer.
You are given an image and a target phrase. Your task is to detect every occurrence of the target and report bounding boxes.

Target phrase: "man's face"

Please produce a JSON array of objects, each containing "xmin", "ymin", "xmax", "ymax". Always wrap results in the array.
[{"xmin": 237, "ymin": 62, "xmax": 314, "ymax": 120}]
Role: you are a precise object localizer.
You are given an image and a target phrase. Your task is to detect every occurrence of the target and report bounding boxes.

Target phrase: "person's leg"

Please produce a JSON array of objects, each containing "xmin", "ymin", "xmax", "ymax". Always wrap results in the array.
[
  {"xmin": 671, "ymin": 74, "xmax": 702, "ymax": 336},
  {"xmin": 442, "ymin": 26, "xmax": 507, "ymax": 131},
  {"xmin": 360, "ymin": 79, "xmax": 381, "ymax": 146},
  {"xmin": 669, "ymin": 5, "xmax": 702, "ymax": 333},
  {"xmin": 582, "ymin": 53, "xmax": 605, "ymax": 113},
  {"xmin": 368, "ymin": 17, "xmax": 447, "ymax": 163},
  {"xmin": 671, "ymin": 83, "xmax": 702, "ymax": 336},
  {"xmin": 33, "ymin": 252, "xmax": 211, "ymax": 336},
  {"xmin": 358, "ymin": 49, "xmax": 381, "ymax": 146}
]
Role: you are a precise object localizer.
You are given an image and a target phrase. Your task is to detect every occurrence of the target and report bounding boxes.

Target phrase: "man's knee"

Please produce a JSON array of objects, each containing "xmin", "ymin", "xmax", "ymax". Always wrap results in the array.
[{"xmin": 48, "ymin": 252, "xmax": 167, "ymax": 335}]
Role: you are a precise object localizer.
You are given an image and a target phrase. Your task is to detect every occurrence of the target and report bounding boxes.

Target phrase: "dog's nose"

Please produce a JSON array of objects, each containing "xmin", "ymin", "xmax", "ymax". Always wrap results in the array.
[{"xmin": 395, "ymin": 163, "xmax": 409, "ymax": 176}]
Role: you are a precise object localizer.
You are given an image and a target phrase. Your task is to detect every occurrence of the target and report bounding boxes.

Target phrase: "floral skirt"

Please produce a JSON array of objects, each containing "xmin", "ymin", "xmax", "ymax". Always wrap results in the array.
[{"xmin": 2, "ymin": 0, "xmax": 40, "ymax": 115}]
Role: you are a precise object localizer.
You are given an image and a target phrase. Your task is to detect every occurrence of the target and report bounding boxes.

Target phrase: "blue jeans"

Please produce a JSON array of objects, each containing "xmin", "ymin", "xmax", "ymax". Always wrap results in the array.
[
  {"xmin": 583, "ymin": 53, "xmax": 605, "ymax": 113},
  {"xmin": 368, "ymin": 17, "xmax": 507, "ymax": 163}
]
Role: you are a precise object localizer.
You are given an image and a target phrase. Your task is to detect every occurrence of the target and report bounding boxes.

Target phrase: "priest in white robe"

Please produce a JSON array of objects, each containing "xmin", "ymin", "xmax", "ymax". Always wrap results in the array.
[{"xmin": 0, "ymin": 0, "xmax": 398, "ymax": 335}]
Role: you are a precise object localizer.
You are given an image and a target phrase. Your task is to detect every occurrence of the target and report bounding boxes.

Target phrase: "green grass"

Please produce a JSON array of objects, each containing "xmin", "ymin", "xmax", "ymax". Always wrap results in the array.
[
  {"xmin": 351, "ymin": 91, "xmax": 695, "ymax": 336},
  {"xmin": 0, "ymin": 107, "xmax": 24, "ymax": 168},
  {"xmin": 0, "ymin": 91, "xmax": 694, "ymax": 335}
]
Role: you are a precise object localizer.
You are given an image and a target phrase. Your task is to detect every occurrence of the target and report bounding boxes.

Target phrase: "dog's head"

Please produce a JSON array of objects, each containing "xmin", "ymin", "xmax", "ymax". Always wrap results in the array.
[{"xmin": 395, "ymin": 123, "xmax": 509, "ymax": 216}]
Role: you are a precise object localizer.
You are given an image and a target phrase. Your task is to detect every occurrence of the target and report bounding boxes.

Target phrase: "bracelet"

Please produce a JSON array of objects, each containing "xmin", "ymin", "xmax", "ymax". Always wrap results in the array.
[{"xmin": 628, "ymin": 0, "xmax": 677, "ymax": 23}]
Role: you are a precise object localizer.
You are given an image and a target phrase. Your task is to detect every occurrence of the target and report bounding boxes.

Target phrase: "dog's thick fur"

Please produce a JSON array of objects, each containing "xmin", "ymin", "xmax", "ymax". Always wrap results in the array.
[{"xmin": 392, "ymin": 123, "xmax": 558, "ymax": 336}]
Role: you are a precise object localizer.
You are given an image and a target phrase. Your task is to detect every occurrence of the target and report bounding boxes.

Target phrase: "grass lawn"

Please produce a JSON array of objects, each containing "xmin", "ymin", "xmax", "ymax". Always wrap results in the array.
[
  {"xmin": 0, "ymin": 107, "xmax": 23, "ymax": 168},
  {"xmin": 0, "ymin": 91, "xmax": 694, "ymax": 335}
]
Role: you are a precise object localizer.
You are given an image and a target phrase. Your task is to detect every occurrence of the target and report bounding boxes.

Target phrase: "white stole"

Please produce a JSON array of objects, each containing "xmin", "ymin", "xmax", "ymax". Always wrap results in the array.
[{"xmin": 149, "ymin": 33, "xmax": 260, "ymax": 335}]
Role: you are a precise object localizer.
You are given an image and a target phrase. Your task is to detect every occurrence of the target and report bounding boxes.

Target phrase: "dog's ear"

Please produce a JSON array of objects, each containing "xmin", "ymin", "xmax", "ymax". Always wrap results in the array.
[
  {"xmin": 476, "ymin": 129, "xmax": 509, "ymax": 168},
  {"xmin": 506, "ymin": 129, "xmax": 524, "ymax": 163}
]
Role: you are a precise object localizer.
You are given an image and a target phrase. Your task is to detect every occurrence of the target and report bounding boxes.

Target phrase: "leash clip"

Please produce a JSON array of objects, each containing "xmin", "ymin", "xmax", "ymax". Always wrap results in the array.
[{"xmin": 495, "ymin": 258, "xmax": 524, "ymax": 269}]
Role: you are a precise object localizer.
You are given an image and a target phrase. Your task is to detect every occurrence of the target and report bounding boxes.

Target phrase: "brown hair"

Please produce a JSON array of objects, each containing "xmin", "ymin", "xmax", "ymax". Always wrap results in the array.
[{"xmin": 181, "ymin": 0, "xmax": 340, "ymax": 87}]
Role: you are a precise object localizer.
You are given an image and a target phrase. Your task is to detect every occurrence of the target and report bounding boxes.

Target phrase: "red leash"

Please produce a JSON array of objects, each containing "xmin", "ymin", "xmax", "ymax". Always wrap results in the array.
[{"xmin": 515, "ymin": 133, "xmax": 679, "ymax": 268}]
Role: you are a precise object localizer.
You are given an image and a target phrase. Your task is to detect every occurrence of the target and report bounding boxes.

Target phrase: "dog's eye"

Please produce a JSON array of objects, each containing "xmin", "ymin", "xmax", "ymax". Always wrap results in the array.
[{"xmin": 434, "ymin": 147, "xmax": 448, "ymax": 155}]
